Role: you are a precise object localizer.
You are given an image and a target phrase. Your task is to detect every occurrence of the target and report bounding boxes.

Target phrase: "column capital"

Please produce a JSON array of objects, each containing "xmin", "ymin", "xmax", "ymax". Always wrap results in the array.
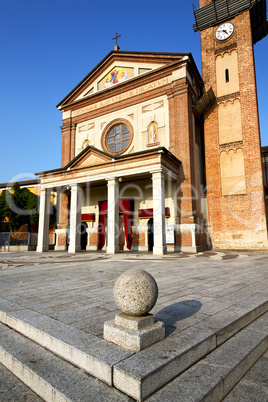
[
  {"xmin": 70, "ymin": 183, "xmax": 83, "ymax": 194},
  {"xmin": 106, "ymin": 177, "xmax": 119, "ymax": 186},
  {"xmin": 38, "ymin": 186, "xmax": 47, "ymax": 194},
  {"xmin": 70, "ymin": 183, "xmax": 78, "ymax": 190},
  {"xmin": 151, "ymin": 169, "xmax": 165, "ymax": 180}
]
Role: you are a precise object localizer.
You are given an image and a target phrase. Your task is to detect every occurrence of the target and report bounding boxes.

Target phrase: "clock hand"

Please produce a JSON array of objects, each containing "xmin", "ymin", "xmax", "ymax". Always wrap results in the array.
[{"xmin": 218, "ymin": 28, "xmax": 228, "ymax": 34}]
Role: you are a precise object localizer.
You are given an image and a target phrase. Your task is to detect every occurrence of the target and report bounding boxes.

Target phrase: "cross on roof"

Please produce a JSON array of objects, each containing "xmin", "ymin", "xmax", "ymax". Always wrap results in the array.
[{"xmin": 113, "ymin": 32, "xmax": 121, "ymax": 50}]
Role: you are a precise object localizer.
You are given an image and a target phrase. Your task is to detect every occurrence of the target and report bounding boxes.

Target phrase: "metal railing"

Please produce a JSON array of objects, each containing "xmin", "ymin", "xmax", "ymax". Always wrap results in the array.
[{"xmin": 0, "ymin": 232, "xmax": 38, "ymax": 247}]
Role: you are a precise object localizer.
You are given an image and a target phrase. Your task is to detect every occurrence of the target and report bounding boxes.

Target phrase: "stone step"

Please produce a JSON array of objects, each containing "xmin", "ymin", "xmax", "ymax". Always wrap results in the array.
[
  {"xmin": 223, "ymin": 349, "xmax": 268, "ymax": 401},
  {"xmin": 113, "ymin": 295, "xmax": 268, "ymax": 401},
  {"xmin": 0, "ymin": 315, "xmax": 267, "ymax": 402},
  {"xmin": 0, "ymin": 323, "xmax": 132, "ymax": 401},
  {"xmin": 0, "ymin": 293, "xmax": 267, "ymax": 401},
  {"xmin": 146, "ymin": 312, "xmax": 268, "ymax": 402},
  {"xmin": 0, "ymin": 307, "xmax": 133, "ymax": 386},
  {"xmin": 0, "ymin": 362, "xmax": 43, "ymax": 401}
]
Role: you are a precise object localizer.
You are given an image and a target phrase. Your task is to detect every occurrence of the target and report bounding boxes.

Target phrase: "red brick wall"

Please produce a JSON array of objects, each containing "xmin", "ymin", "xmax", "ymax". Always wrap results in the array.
[
  {"xmin": 168, "ymin": 80, "xmax": 198, "ymax": 225},
  {"xmin": 199, "ymin": 0, "xmax": 211, "ymax": 7},
  {"xmin": 56, "ymin": 192, "xmax": 69, "ymax": 247},
  {"xmin": 88, "ymin": 232, "xmax": 98, "ymax": 247},
  {"xmin": 132, "ymin": 231, "xmax": 145, "ymax": 247},
  {"xmin": 61, "ymin": 120, "xmax": 72, "ymax": 167}
]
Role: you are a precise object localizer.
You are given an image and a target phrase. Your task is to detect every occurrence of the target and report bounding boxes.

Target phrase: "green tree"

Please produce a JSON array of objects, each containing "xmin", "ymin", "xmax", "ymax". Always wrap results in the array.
[{"xmin": 0, "ymin": 183, "xmax": 39, "ymax": 231}]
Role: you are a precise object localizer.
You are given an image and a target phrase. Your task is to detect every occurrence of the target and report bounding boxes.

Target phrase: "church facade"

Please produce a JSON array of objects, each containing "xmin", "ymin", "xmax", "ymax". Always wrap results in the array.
[{"xmin": 36, "ymin": 0, "xmax": 268, "ymax": 254}]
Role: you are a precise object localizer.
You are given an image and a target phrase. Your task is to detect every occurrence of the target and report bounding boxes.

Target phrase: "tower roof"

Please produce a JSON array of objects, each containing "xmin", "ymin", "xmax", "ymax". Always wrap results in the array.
[{"xmin": 193, "ymin": 0, "xmax": 268, "ymax": 43}]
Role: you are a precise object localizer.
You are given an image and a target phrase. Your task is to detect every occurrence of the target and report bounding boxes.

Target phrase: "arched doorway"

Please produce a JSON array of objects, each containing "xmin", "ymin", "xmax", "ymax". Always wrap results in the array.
[{"xmin": 148, "ymin": 218, "xmax": 154, "ymax": 252}]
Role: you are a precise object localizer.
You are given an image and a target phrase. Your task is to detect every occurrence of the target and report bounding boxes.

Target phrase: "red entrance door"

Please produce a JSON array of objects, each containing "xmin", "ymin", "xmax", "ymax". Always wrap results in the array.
[{"xmin": 98, "ymin": 199, "xmax": 134, "ymax": 250}]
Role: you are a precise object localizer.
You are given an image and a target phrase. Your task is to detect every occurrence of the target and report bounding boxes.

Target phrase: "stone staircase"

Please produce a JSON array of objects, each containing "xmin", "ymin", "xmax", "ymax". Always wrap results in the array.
[{"xmin": 0, "ymin": 298, "xmax": 267, "ymax": 401}]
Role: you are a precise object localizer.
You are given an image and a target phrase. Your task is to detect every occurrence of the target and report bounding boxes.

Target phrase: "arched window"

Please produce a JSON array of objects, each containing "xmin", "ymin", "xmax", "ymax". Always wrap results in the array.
[
  {"xmin": 102, "ymin": 119, "xmax": 133, "ymax": 155},
  {"xmin": 225, "ymin": 69, "xmax": 230, "ymax": 83}
]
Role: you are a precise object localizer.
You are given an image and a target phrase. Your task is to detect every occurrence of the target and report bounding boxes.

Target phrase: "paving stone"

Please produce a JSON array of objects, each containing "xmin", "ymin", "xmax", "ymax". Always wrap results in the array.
[
  {"xmin": 0, "ymin": 297, "xmax": 24, "ymax": 313},
  {"xmin": 147, "ymin": 316, "xmax": 268, "ymax": 402},
  {"xmin": 0, "ymin": 363, "xmax": 43, "ymax": 402},
  {"xmin": 223, "ymin": 351, "xmax": 268, "ymax": 402},
  {"xmin": 0, "ymin": 326, "xmax": 132, "ymax": 402},
  {"xmin": 194, "ymin": 295, "xmax": 268, "ymax": 345},
  {"xmin": 247, "ymin": 310, "xmax": 268, "ymax": 334},
  {"xmin": 113, "ymin": 326, "xmax": 216, "ymax": 400},
  {"xmin": 0, "ymin": 322, "xmax": 9, "ymax": 333},
  {"xmin": 3, "ymin": 308, "xmax": 133, "ymax": 385}
]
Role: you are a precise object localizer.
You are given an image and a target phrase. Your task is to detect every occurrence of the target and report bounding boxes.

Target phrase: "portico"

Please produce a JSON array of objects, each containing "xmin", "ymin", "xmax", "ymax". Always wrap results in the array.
[{"xmin": 37, "ymin": 146, "xmax": 180, "ymax": 255}]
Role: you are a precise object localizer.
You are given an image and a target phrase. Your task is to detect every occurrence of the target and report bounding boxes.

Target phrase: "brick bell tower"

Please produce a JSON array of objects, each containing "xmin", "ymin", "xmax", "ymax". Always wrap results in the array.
[{"xmin": 194, "ymin": 0, "xmax": 268, "ymax": 250}]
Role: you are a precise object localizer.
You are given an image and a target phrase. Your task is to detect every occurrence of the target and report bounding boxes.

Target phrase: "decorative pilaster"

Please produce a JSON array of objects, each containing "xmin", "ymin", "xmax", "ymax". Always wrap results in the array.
[{"xmin": 70, "ymin": 123, "xmax": 76, "ymax": 161}]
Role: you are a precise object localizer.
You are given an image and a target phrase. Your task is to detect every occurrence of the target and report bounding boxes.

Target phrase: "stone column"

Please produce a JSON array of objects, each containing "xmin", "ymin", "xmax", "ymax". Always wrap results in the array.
[
  {"xmin": 68, "ymin": 184, "xmax": 82, "ymax": 253},
  {"xmin": 37, "ymin": 188, "xmax": 50, "ymax": 252},
  {"xmin": 106, "ymin": 178, "xmax": 119, "ymax": 254},
  {"xmin": 152, "ymin": 170, "xmax": 167, "ymax": 255}
]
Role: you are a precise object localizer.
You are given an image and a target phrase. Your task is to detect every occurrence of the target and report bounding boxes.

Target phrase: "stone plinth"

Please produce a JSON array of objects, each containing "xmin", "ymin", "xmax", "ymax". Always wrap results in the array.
[{"xmin": 104, "ymin": 313, "xmax": 165, "ymax": 352}]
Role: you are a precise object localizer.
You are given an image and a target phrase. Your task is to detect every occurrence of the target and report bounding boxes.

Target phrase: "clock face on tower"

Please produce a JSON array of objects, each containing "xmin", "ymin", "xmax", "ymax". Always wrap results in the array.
[{"xmin": 215, "ymin": 22, "xmax": 234, "ymax": 41}]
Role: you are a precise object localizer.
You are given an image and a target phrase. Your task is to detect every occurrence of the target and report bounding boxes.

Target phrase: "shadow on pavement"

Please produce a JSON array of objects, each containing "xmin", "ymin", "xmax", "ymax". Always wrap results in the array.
[{"xmin": 155, "ymin": 300, "xmax": 202, "ymax": 336}]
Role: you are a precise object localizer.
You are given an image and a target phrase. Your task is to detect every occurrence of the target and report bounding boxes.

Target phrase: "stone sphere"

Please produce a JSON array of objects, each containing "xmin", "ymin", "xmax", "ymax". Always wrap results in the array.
[{"xmin": 114, "ymin": 269, "xmax": 158, "ymax": 316}]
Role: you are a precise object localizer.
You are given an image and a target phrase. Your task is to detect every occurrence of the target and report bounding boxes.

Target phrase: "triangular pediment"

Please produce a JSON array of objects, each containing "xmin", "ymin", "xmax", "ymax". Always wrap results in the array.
[
  {"xmin": 68, "ymin": 147, "xmax": 112, "ymax": 170},
  {"xmin": 57, "ymin": 51, "xmax": 188, "ymax": 108}
]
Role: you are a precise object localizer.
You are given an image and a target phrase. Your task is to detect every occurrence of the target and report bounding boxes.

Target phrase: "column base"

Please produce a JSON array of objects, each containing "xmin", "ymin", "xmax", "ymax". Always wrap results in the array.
[
  {"xmin": 36, "ymin": 245, "xmax": 49, "ymax": 253},
  {"xmin": 86, "ymin": 245, "xmax": 99, "ymax": 251},
  {"xmin": 68, "ymin": 245, "xmax": 81, "ymax": 253},
  {"xmin": 54, "ymin": 245, "xmax": 68, "ymax": 251},
  {"xmin": 153, "ymin": 245, "xmax": 167, "ymax": 255},
  {"xmin": 106, "ymin": 245, "xmax": 120, "ymax": 254}
]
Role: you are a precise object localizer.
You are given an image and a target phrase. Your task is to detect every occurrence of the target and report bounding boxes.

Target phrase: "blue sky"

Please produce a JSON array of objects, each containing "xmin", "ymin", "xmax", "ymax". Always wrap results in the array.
[{"xmin": 0, "ymin": 0, "xmax": 267, "ymax": 184}]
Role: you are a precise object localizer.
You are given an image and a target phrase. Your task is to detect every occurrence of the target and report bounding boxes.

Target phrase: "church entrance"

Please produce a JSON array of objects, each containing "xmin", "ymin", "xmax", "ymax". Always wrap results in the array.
[
  {"xmin": 97, "ymin": 199, "xmax": 134, "ymax": 251},
  {"xmin": 148, "ymin": 218, "xmax": 154, "ymax": 252}
]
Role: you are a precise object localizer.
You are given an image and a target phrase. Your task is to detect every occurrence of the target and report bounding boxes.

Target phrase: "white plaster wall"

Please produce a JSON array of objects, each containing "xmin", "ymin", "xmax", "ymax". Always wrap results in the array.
[{"xmin": 75, "ymin": 95, "xmax": 169, "ymax": 156}]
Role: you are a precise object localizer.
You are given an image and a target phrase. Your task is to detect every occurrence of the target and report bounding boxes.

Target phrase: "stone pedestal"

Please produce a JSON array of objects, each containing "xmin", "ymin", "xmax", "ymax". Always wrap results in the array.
[
  {"xmin": 104, "ymin": 268, "xmax": 165, "ymax": 352},
  {"xmin": 104, "ymin": 313, "xmax": 165, "ymax": 352}
]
